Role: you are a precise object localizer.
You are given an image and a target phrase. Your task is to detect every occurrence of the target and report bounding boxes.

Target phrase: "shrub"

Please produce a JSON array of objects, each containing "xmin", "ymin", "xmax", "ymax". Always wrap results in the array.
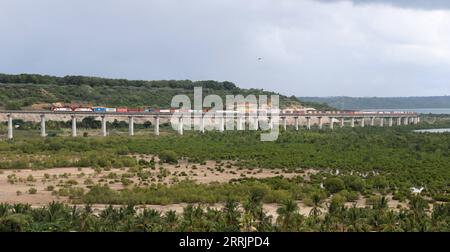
[
  {"xmin": 0, "ymin": 214, "xmax": 30, "ymax": 232},
  {"xmin": 84, "ymin": 178, "xmax": 94, "ymax": 185},
  {"xmin": 65, "ymin": 179, "xmax": 78, "ymax": 186},
  {"xmin": 26, "ymin": 175, "xmax": 36, "ymax": 182},
  {"xmin": 28, "ymin": 188, "xmax": 37, "ymax": 194},
  {"xmin": 324, "ymin": 178, "xmax": 345, "ymax": 193},
  {"xmin": 342, "ymin": 176, "xmax": 366, "ymax": 192},
  {"xmin": 336, "ymin": 190, "xmax": 359, "ymax": 202},
  {"xmin": 68, "ymin": 187, "xmax": 85, "ymax": 199},
  {"xmin": 331, "ymin": 194, "xmax": 346, "ymax": 206},
  {"xmin": 5, "ymin": 102, "xmax": 22, "ymax": 110},
  {"xmin": 432, "ymin": 194, "xmax": 450, "ymax": 202},
  {"xmin": 159, "ymin": 150, "xmax": 178, "ymax": 164}
]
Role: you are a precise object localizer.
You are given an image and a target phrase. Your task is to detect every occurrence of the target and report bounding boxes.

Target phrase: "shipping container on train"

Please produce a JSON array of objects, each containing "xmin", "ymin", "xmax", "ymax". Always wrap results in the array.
[
  {"xmin": 92, "ymin": 107, "xmax": 107, "ymax": 112},
  {"xmin": 51, "ymin": 106, "xmax": 72, "ymax": 112},
  {"xmin": 73, "ymin": 107, "xmax": 92, "ymax": 112},
  {"xmin": 116, "ymin": 108, "xmax": 128, "ymax": 113},
  {"xmin": 127, "ymin": 108, "xmax": 144, "ymax": 112}
]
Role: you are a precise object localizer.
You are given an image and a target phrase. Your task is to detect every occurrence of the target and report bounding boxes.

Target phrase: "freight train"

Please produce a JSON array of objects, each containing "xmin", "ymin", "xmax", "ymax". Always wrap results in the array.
[
  {"xmin": 50, "ymin": 106, "xmax": 211, "ymax": 113},
  {"xmin": 50, "ymin": 106, "xmax": 416, "ymax": 115}
]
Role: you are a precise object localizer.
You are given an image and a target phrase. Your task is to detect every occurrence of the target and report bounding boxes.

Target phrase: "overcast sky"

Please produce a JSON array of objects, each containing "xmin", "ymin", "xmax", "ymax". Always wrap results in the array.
[{"xmin": 1, "ymin": 0, "xmax": 450, "ymax": 97}]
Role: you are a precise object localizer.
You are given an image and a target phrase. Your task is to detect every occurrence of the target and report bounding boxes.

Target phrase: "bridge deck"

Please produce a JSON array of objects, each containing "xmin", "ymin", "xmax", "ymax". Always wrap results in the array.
[{"xmin": 0, "ymin": 110, "xmax": 417, "ymax": 118}]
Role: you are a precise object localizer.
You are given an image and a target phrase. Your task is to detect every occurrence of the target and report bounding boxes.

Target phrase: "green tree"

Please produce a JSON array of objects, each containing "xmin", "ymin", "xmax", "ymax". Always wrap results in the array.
[{"xmin": 324, "ymin": 178, "xmax": 345, "ymax": 193}]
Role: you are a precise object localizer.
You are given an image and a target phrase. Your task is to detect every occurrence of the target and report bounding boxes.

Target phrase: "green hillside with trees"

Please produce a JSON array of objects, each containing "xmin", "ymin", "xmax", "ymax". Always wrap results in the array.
[
  {"xmin": 298, "ymin": 96, "xmax": 450, "ymax": 110},
  {"xmin": 0, "ymin": 73, "xmax": 334, "ymax": 110}
]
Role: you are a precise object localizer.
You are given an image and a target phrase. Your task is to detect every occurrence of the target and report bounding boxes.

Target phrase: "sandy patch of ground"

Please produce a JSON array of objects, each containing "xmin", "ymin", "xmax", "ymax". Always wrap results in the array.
[
  {"xmin": 130, "ymin": 154, "xmax": 303, "ymax": 184},
  {"xmin": 0, "ymin": 158, "xmax": 305, "ymax": 205},
  {"xmin": 0, "ymin": 158, "xmax": 413, "ymax": 215}
]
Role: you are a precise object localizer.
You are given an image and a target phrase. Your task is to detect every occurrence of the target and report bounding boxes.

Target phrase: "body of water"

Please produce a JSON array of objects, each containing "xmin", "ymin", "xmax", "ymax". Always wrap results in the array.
[
  {"xmin": 414, "ymin": 128, "xmax": 450, "ymax": 133},
  {"xmin": 361, "ymin": 108, "xmax": 450, "ymax": 114}
]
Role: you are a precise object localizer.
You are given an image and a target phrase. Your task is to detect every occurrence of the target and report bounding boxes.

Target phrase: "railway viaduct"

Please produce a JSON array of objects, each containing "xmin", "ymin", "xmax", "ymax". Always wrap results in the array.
[{"xmin": 0, "ymin": 110, "xmax": 419, "ymax": 140}]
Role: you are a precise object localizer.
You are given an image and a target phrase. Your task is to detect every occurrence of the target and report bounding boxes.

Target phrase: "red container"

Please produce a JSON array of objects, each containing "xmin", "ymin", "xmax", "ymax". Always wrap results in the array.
[
  {"xmin": 127, "ymin": 108, "xmax": 144, "ymax": 112},
  {"xmin": 117, "ymin": 108, "xmax": 127, "ymax": 112}
]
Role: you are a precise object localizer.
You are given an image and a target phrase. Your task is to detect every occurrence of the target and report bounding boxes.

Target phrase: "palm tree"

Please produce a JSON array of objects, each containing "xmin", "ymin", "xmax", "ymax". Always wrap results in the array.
[
  {"xmin": 135, "ymin": 208, "xmax": 162, "ymax": 232},
  {"xmin": 309, "ymin": 193, "xmax": 323, "ymax": 218},
  {"xmin": 374, "ymin": 196, "xmax": 389, "ymax": 211},
  {"xmin": 239, "ymin": 213, "xmax": 257, "ymax": 232},
  {"xmin": 0, "ymin": 203, "xmax": 12, "ymax": 217},
  {"xmin": 409, "ymin": 195, "xmax": 428, "ymax": 216},
  {"xmin": 164, "ymin": 210, "xmax": 178, "ymax": 231},
  {"xmin": 222, "ymin": 198, "xmax": 241, "ymax": 231},
  {"xmin": 276, "ymin": 199, "xmax": 300, "ymax": 231}
]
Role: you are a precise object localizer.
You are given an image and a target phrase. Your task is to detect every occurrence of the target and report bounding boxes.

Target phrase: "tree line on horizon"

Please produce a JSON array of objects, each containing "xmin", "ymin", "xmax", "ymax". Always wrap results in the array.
[{"xmin": 298, "ymin": 96, "xmax": 450, "ymax": 110}]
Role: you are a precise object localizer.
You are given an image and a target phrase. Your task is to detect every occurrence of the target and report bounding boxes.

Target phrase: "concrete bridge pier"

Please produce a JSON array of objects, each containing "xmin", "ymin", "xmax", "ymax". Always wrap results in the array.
[
  {"xmin": 237, "ymin": 115, "xmax": 243, "ymax": 131},
  {"xmin": 318, "ymin": 117, "xmax": 323, "ymax": 130},
  {"xmin": 295, "ymin": 117, "xmax": 299, "ymax": 131},
  {"xmin": 361, "ymin": 118, "xmax": 365, "ymax": 127},
  {"xmin": 380, "ymin": 118, "xmax": 384, "ymax": 127},
  {"xmin": 128, "ymin": 116, "xmax": 134, "ymax": 136},
  {"xmin": 370, "ymin": 117, "xmax": 375, "ymax": 126},
  {"xmin": 351, "ymin": 118, "xmax": 355, "ymax": 128},
  {"xmin": 71, "ymin": 115, "xmax": 77, "ymax": 137},
  {"xmin": 389, "ymin": 117, "xmax": 393, "ymax": 127},
  {"xmin": 397, "ymin": 117, "xmax": 402, "ymax": 126},
  {"xmin": 252, "ymin": 115, "xmax": 259, "ymax": 130},
  {"xmin": 403, "ymin": 117, "xmax": 409, "ymax": 126},
  {"xmin": 178, "ymin": 117, "xmax": 184, "ymax": 135},
  {"xmin": 40, "ymin": 114, "xmax": 46, "ymax": 137},
  {"xmin": 268, "ymin": 116, "xmax": 273, "ymax": 130},
  {"xmin": 101, "ymin": 116, "xmax": 107, "ymax": 136},
  {"xmin": 282, "ymin": 117, "xmax": 287, "ymax": 131},
  {"xmin": 340, "ymin": 117, "xmax": 345, "ymax": 128},
  {"xmin": 155, "ymin": 116, "xmax": 160, "ymax": 135},
  {"xmin": 306, "ymin": 117, "xmax": 311, "ymax": 130},
  {"xmin": 329, "ymin": 117, "xmax": 334, "ymax": 130},
  {"xmin": 414, "ymin": 117, "xmax": 419, "ymax": 124},
  {"xmin": 219, "ymin": 114, "xmax": 225, "ymax": 132},
  {"xmin": 7, "ymin": 114, "xmax": 13, "ymax": 140},
  {"xmin": 200, "ymin": 116, "xmax": 206, "ymax": 133}
]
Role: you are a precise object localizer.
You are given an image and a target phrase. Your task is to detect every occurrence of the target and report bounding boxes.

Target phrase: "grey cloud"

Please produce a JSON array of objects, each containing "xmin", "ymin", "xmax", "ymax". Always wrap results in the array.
[
  {"xmin": 0, "ymin": 0, "xmax": 449, "ymax": 97},
  {"xmin": 316, "ymin": 0, "xmax": 450, "ymax": 10}
]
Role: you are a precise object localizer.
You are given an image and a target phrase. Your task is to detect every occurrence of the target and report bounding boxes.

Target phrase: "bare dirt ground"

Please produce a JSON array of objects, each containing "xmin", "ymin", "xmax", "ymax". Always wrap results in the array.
[
  {"xmin": 0, "ymin": 157, "xmax": 303, "ymax": 205},
  {"xmin": 0, "ymin": 161, "xmax": 316, "ymax": 218},
  {"xmin": 0, "ymin": 156, "xmax": 412, "ymax": 217}
]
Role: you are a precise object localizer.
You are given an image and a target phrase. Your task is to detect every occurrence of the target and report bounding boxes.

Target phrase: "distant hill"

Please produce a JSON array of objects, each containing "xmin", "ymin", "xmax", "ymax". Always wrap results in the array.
[
  {"xmin": 298, "ymin": 96, "xmax": 450, "ymax": 110},
  {"xmin": 0, "ymin": 73, "xmax": 334, "ymax": 110}
]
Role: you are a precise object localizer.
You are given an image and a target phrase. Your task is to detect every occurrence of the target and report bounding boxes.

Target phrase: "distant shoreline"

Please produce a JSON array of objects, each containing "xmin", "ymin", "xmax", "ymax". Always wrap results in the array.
[{"xmin": 361, "ymin": 108, "xmax": 450, "ymax": 114}]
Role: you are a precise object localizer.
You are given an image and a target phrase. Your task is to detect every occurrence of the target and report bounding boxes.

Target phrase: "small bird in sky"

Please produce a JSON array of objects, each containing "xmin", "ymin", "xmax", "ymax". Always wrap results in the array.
[{"xmin": 257, "ymin": 57, "xmax": 262, "ymax": 61}]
